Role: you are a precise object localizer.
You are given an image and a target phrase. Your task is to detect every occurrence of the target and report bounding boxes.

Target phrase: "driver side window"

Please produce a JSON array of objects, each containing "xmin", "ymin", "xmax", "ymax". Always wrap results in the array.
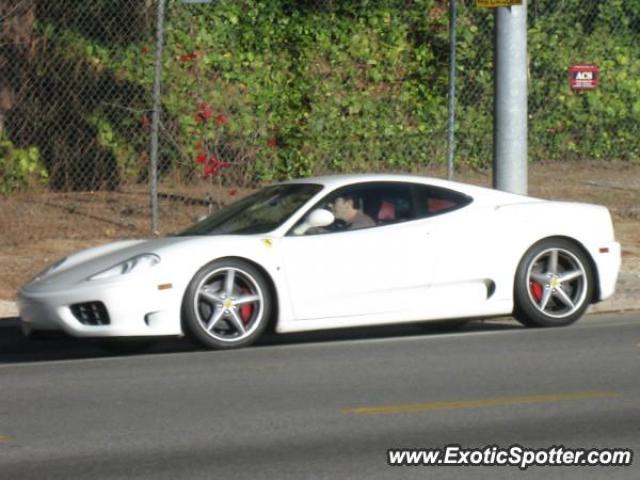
[{"xmin": 290, "ymin": 182, "xmax": 413, "ymax": 236}]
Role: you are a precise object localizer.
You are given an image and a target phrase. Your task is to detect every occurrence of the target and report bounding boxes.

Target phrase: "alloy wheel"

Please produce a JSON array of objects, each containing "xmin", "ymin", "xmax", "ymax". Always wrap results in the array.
[
  {"xmin": 526, "ymin": 248, "xmax": 588, "ymax": 319},
  {"xmin": 193, "ymin": 267, "xmax": 265, "ymax": 343}
]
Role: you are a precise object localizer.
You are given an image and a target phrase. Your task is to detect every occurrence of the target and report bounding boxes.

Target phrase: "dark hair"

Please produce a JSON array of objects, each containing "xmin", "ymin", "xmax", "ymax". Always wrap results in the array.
[{"xmin": 335, "ymin": 193, "xmax": 362, "ymax": 210}]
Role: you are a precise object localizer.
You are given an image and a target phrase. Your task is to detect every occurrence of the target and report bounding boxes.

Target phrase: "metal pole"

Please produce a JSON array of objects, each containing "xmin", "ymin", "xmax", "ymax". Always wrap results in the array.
[
  {"xmin": 447, "ymin": 0, "xmax": 457, "ymax": 180},
  {"xmin": 150, "ymin": 0, "xmax": 166, "ymax": 235},
  {"xmin": 493, "ymin": 1, "xmax": 528, "ymax": 194}
]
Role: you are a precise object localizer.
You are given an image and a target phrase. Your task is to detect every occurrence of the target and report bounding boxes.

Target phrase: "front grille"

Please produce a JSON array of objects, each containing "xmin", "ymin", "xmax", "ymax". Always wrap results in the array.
[{"xmin": 70, "ymin": 302, "xmax": 110, "ymax": 326}]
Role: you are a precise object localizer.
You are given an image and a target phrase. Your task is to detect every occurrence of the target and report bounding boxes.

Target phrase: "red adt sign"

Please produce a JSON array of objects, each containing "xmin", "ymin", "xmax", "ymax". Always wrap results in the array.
[{"xmin": 570, "ymin": 64, "xmax": 599, "ymax": 90}]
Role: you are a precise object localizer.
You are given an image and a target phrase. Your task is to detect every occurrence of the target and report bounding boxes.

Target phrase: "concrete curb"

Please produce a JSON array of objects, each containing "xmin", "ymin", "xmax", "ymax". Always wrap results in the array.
[
  {"xmin": 0, "ymin": 301, "xmax": 18, "ymax": 319},
  {"xmin": 589, "ymin": 272, "xmax": 640, "ymax": 314}
]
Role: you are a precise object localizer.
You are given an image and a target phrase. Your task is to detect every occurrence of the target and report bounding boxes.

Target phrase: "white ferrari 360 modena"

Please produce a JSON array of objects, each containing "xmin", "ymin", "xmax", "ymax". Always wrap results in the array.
[{"xmin": 19, "ymin": 174, "xmax": 620, "ymax": 350}]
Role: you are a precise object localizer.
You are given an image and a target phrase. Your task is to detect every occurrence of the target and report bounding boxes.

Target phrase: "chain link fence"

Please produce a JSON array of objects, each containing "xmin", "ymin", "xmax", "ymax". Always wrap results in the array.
[
  {"xmin": 527, "ymin": 0, "xmax": 640, "ymax": 164},
  {"xmin": 153, "ymin": 0, "xmax": 459, "ymax": 233},
  {"xmin": 1, "ymin": 0, "xmax": 157, "ymax": 248},
  {"xmin": 1, "ymin": 0, "xmax": 638, "ymax": 249}
]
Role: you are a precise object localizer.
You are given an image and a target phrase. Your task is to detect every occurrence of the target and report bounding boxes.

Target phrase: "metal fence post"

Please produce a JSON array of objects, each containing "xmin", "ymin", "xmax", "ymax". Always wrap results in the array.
[
  {"xmin": 493, "ymin": 1, "xmax": 528, "ymax": 195},
  {"xmin": 150, "ymin": 0, "xmax": 166, "ymax": 235},
  {"xmin": 447, "ymin": 0, "xmax": 457, "ymax": 180}
]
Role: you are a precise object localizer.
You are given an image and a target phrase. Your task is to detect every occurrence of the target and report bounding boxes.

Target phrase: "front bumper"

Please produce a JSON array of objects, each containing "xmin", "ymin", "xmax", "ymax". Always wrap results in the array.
[{"xmin": 18, "ymin": 277, "xmax": 184, "ymax": 338}]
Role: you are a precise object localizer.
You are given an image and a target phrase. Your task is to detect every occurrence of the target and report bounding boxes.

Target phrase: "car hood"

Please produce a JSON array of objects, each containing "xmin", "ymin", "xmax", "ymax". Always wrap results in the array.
[
  {"xmin": 20, "ymin": 234, "xmax": 281, "ymax": 294},
  {"xmin": 22, "ymin": 237, "xmax": 188, "ymax": 291}
]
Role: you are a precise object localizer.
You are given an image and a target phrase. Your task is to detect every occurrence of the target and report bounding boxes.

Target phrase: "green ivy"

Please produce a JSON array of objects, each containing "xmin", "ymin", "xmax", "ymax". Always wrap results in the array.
[
  {"xmin": 9, "ymin": 0, "xmax": 640, "ymax": 190},
  {"xmin": 0, "ymin": 132, "xmax": 48, "ymax": 193}
]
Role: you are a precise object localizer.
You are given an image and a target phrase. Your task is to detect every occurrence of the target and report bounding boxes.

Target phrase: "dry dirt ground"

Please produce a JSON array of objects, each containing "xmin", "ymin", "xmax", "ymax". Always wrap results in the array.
[{"xmin": 1, "ymin": 161, "xmax": 638, "ymax": 304}]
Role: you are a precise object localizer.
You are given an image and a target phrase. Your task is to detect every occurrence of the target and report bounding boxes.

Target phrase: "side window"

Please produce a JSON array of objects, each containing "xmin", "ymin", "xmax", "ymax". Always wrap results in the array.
[
  {"xmin": 290, "ymin": 182, "xmax": 415, "ymax": 236},
  {"xmin": 412, "ymin": 184, "xmax": 472, "ymax": 218}
]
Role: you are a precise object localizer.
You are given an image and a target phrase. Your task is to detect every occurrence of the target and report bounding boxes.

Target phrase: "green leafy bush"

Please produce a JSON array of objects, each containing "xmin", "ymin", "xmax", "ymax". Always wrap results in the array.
[
  {"xmin": 6, "ymin": 0, "xmax": 640, "ymax": 190},
  {"xmin": 0, "ymin": 132, "xmax": 47, "ymax": 193},
  {"xmin": 158, "ymin": 0, "xmax": 640, "ymax": 178},
  {"xmin": 528, "ymin": 0, "xmax": 640, "ymax": 162}
]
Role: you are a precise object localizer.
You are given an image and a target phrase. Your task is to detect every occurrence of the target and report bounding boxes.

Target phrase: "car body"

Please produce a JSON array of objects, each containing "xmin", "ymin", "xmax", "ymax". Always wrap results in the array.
[{"xmin": 18, "ymin": 174, "xmax": 621, "ymax": 349}]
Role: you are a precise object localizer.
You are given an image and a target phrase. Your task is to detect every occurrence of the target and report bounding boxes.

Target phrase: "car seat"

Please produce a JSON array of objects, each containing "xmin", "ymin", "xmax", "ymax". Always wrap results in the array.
[{"xmin": 377, "ymin": 200, "xmax": 396, "ymax": 223}]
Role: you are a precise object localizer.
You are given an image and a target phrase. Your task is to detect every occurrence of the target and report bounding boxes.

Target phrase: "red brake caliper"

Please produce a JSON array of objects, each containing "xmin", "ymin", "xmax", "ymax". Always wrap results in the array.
[
  {"xmin": 239, "ymin": 288, "xmax": 253, "ymax": 324},
  {"xmin": 529, "ymin": 281, "xmax": 543, "ymax": 303}
]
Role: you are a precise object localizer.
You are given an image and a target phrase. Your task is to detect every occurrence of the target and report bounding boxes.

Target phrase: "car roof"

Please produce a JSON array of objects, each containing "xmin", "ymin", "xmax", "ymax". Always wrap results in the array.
[{"xmin": 277, "ymin": 173, "xmax": 534, "ymax": 204}]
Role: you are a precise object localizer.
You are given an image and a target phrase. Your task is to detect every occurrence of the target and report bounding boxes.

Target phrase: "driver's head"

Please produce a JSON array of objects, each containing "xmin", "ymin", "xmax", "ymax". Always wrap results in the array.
[{"xmin": 332, "ymin": 194, "xmax": 360, "ymax": 222}]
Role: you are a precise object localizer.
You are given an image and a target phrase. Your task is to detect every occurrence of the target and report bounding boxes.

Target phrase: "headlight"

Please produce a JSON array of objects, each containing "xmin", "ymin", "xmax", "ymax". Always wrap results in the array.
[
  {"xmin": 89, "ymin": 254, "xmax": 160, "ymax": 281},
  {"xmin": 29, "ymin": 257, "xmax": 68, "ymax": 283}
]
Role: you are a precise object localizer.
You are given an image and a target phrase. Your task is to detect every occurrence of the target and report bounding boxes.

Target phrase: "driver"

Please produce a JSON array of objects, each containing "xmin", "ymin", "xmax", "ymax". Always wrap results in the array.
[{"xmin": 331, "ymin": 194, "xmax": 375, "ymax": 230}]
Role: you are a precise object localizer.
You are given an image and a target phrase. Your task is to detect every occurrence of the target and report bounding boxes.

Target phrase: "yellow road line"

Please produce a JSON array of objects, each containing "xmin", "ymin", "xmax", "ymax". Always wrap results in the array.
[{"xmin": 342, "ymin": 391, "xmax": 622, "ymax": 416}]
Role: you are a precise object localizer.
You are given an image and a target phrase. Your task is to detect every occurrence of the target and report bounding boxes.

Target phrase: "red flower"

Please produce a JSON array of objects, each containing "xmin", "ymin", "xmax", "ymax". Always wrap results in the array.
[
  {"xmin": 179, "ymin": 51, "xmax": 198, "ymax": 63},
  {"xmin": 202, "ymin": 156, "xmax": 230, "ymax": 178},
  {"xmin": 215, "ymin": 114, "xmax": 228, "ymax": 126},
  {"xmin": 203, "ymin": 156, "xmax": 219, "ymax": 178},
  {"xmin": 267, "ymin": 137, "xmax": 278, "ymax": 148},
  {"xmin": 195, "ymin": 154, "xmax": 207, "ymax": 164},
  {"xmin": 195, "ymin": 102, "xmax": 213, "ymax": 123},
  {"xmin": 203, "ymin": 164, "xmax": 217, "ymax": 178}
]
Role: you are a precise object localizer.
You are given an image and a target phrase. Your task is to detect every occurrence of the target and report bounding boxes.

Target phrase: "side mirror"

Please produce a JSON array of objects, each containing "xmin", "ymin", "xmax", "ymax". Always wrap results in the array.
[
  {"xmin": 293, "ymin": 209, "xmax": 335, "ymax": 235},
  {"xmin": 307, "ymin": 208, "xmax": 334, "ymax": 228}
]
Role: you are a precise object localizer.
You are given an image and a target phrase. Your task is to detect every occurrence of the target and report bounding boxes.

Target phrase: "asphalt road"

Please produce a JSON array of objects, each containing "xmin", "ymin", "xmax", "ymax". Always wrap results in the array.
[{"xmin": 1, "ymin": 313, "xmax": 638, "ymax": 479}]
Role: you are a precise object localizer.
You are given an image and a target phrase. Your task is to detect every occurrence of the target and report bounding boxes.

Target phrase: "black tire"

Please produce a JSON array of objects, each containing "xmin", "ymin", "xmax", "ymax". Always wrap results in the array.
[
  {"xmin": 182, "ymin": 259, "xmax": 272, "ymax": 350},
  {"xmin": 514, "ymin": 238, "xmax": 593, "ymax": 327}
]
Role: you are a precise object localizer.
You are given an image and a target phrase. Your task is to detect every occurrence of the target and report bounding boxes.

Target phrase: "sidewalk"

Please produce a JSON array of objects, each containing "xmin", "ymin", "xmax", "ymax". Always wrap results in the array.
[
  {"xmin": 2, "ymin": 273, "xmax": 638, "ymax": 320},
  {"xmin": 588, "ymin": 271, "xmax": 640, "ymax": 314}
]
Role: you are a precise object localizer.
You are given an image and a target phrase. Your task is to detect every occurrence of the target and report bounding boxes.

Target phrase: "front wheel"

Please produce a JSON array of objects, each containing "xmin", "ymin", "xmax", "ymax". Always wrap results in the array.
[
  {"xmin": 514, "ymin": 239, "xmax": 593, "ymax": 327},
  {"xmin": 182, "ymin": 259, "xmax": 272, "ymax": 349}
]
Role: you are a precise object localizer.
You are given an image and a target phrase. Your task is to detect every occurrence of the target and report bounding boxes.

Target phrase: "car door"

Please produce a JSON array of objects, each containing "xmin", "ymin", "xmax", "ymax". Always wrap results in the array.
[
  {"xmin": 280, "ymin": 182, "xmax": 438, "ymax": 321},
  {"xmin": 409, "ymin": 184, "xmax": 494, "ymax": 317}
]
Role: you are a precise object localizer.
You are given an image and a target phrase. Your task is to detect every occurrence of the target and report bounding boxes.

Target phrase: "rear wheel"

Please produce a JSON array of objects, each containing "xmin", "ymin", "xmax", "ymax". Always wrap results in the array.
[
  {"xmin": 182, "ymin": 259, "xmax": 272, "ymax": 349},
  {"xmin": 514, "ymin": 239, "xmax": 593, "ymax": 327}
]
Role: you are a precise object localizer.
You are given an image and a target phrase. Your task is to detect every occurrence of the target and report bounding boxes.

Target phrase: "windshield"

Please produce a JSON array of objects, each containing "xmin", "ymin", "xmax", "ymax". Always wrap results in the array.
[{"xmin": 179, "ymin": 184, "xmax": 323, "ymax": 236}]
